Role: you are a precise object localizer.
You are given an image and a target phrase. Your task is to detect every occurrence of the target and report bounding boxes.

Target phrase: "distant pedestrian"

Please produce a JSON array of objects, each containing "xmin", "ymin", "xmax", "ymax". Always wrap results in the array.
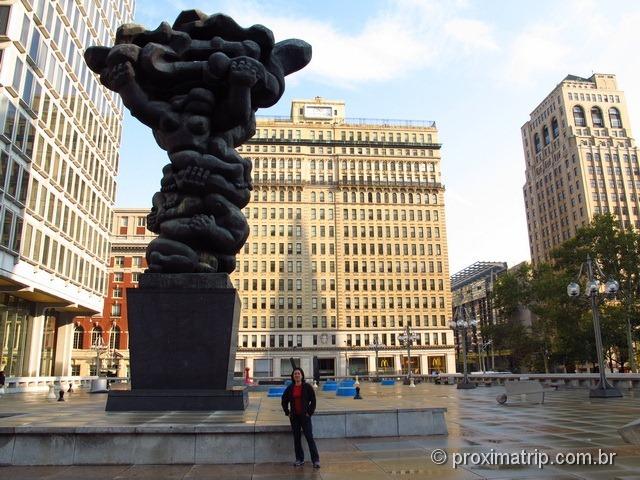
[
  {"xmin": 281, "ymin": 367, "xmax": 320, "ymax": 468},
  {"xmin": 0, "ymin": 370, "xmax": 5, "ymax": 395}
]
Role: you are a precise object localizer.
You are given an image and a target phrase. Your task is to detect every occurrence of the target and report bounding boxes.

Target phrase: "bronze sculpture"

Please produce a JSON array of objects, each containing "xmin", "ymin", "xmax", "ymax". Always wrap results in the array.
[{"xmin": 85, "ymin": 10, "xmax": 311, "ymax": 274}]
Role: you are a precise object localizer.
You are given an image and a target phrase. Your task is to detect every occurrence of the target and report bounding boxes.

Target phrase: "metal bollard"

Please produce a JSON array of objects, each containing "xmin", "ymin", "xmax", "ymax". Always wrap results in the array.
[
  {"xmin": 47, "ymin": 384, "xmax": 57, "ymax": 399},
  {"xmin": 353, "ymin": 386, "xmax": 362, "ymax": 400}
]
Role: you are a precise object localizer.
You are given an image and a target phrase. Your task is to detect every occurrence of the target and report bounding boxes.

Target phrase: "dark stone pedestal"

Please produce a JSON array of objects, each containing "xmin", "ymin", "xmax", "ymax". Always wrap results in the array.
[
  {"xmin": 105, "ymin": 273, "xmax": 245, "ymax": 411},
  {"xmin": 106, "ymin": 387, "xmax": 248, "ymax": 411},
  {"xmin": 457, "ymin": 381, "xmax": 477, "ymax": 390},
  {"xmin": 589, "ymin": 385, "xmax": 623, "ymax": 398}
]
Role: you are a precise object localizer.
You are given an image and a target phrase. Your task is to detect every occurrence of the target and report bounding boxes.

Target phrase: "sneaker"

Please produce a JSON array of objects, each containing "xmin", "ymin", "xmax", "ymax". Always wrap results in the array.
[
  {"xmin": 293, "ymin": 460, "xmax": 304, "ymax": 467},
  {"xmin": 313, "ymin": 462, "xmax": 321, "ymax": 469}
]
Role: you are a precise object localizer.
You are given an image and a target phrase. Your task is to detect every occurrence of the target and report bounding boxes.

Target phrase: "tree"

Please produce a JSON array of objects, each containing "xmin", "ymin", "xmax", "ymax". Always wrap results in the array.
[
  {"xmin": 487, "ymin": 263, "xmax": 540, "ymax": 372},
  {"xmin": 489, "ymin": 215, "xmax": 640, "ymax": 373},
  {"xmin": 552, "ymin": 214, "xmax": 640, "ymax": 372}
]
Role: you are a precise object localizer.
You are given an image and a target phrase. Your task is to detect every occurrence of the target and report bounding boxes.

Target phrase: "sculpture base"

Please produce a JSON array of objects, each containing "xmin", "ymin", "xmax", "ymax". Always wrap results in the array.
[
  {"xmin": 589, "ymin": 385, "xmax": 623, "ymax": 398},
  {"xmin": 105, "ymin": 387, "xmax": 248, "ymax": 411},
  {"xmin": 117, "ymin": 273, "xmax": 244, "ymax": 411},
  {"xmin": 457, "ymin": 382, "xmax": 477, "ymax": 390}
]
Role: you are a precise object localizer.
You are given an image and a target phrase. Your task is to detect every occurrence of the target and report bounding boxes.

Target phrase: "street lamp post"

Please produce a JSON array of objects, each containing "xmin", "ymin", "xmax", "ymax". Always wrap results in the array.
[
  {"xmin": 367, "ymin": 337, "xmax": 386, "ymax": 381},
  {"xmin": 567, "ymin": 254, "xmax": 622, "ymax": 398},
  {"xmin": 398, "ymin": 325, "xmax": 419, "ymax": 387},
  {"xmin": 343, "ymin": 340, "xmax": 349, "ymax": 377},
  {"xmin": 479, "ymin": 340, "xmax": 493, "ymax": 372},
  {"xmin": 91, "ymin": 334, "xmax": 107, "ymax": 377},
  {"xmin": 449, "ymin": 308, "xmax": 478, "ymax": 390},
  {"xmin": 623, "ymin": 289, "xmax": 638, "ymax": 373}
]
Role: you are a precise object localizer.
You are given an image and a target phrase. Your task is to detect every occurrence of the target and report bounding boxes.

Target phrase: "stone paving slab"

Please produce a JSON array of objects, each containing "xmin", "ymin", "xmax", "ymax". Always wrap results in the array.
[{"xmin": 0, "ymin": 383, "xmax": 639, "ymax": 478}]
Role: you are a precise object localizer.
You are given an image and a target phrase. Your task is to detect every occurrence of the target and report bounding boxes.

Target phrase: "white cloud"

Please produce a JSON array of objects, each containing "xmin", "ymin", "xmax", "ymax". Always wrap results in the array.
[
  {"xmin": 135, "ymin": 0, "xmax": 497, "ymax": 87},
  {"xmin": 444, "ymin": 19, "xmax": 498, "ymax": 52},
  {"xmin": 500, "ymin": 0, "xmax": 640, "ymax": 135},
  {"xmin": 502, "ymin": 25, "xmax": 572, "ymax": 86},
  {"xmin": 124, "ymin": 0, "xmax": 640, "ymax": 271}
]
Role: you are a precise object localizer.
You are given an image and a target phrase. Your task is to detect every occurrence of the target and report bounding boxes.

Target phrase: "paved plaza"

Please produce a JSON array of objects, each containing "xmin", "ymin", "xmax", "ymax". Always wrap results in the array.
[{"xmin": 0, "ymin": 382, "xmax": 639, "ymax": 479}]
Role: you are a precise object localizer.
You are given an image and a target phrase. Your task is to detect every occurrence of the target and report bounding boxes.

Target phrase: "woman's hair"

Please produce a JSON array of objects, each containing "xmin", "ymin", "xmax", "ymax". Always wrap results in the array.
[{"xmin": 290, "ymin": 367, "xmax": 305, "ymax": 382}]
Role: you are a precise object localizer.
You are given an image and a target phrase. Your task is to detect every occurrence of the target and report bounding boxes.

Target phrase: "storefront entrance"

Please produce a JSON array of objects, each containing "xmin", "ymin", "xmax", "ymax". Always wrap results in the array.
[
  {"xmin": 348, "ymin": 357, "xmax": 368, "ymax": 375},
  {"xmin": 401, "ymin": 356, "xmax": 421, "ymax": 374},
  {"xmin": 428, "ymin": 355, "xmax": 446, "ymax": 373},
  {"xmin": 317, "ymin": 358, "xmax": 335, "ymax": 377},
  {"xmin": 0, "ymin": 304, "xmax": 30, "ymax": 376},
  {"xmin": 377, "ymin": 356, "xmax": 395, "ymax": 374}
]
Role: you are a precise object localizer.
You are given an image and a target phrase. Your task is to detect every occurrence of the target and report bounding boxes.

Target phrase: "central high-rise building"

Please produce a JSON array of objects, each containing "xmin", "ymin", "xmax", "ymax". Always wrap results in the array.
[
  {"xmin": 0, "ymin": 0, "xmax": 134, "ymax": 377},
  {"xmin": 73, "ymin": 98, "xmax": 456, "ymax": 379},
  {"xmin": 233, "ymin": 98, "xmax": 455, "ymax": 378},
  {"xmin": 522, "ymin": 74, "xmax": 639, "ymax": 264}
]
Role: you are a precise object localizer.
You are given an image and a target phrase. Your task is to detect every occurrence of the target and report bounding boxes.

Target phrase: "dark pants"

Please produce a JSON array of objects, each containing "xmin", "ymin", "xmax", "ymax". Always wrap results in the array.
[{"xmin": 290, "ymin": 414, "xmax": 319, "ymax": 462}]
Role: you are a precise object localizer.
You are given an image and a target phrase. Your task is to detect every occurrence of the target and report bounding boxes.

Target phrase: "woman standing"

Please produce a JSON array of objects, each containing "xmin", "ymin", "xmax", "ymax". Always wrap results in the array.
[{"xmin": 281, "ymin": 367, "xmax": 320, "ymax": 468}]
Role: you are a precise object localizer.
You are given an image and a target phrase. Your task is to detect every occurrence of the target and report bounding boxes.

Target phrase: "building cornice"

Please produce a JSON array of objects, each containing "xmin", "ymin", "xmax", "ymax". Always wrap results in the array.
[{"xmin": 246, "ymin": 138, "xmax": 442, "ymax": 150}]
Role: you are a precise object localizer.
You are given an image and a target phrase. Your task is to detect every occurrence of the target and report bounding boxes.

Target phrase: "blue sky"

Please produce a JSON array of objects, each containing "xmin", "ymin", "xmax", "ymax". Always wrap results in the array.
[{"xmin": 116, "ymin": 0, "xmax": 640, "ymax": 273}]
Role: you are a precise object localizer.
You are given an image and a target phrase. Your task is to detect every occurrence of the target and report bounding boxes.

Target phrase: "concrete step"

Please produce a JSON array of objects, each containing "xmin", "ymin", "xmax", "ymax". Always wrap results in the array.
[{"xmin": 0, "ymin": 407, "xmax": 447, "ymax": 465}]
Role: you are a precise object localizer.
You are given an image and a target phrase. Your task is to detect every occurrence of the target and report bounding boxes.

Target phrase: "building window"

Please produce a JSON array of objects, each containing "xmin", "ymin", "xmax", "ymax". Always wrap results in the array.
[
  {"xmin": 110, "ymin": 326, "xmax": 121, "ymax": 350},
  {"xmin": 73, "ymin": 325, "xmax": 84, "ymax": 349},
  {"xmin": 551, "ymin": 117, "xmax": 559, "ymax": 138},
  {"xmin": 609, "ymin": 107, "xmax": 622, "ymax": 128},
  {"xmin": 573, "ymin": 105, "xmax": 585, "ymax": 127},
  {"xmin": 0, "ymin": 6, "xmax": 10, "ymax": 36},
  {"xmin": 114, "ymin": 256, "xmax": 124, "ymax": 267},
  {"xmin": 534, "ymin": 133, "xmax": 541, "ymax": 153},
  {"xmin": 591, "ymin": 106, "xmax": 603, "ymax": 127},
  {"xmin": 543, "ymin": 125, "xmax": 550, "ymax": 145},
  {"xmin": 111, "ymin": 303, "xmax": 121, "ymax": 317},
  {"xmin": 254, "ymin": 359, "xmax": 272, "ymax": 378},
  {"xmin": 91, "ymin": 326, "xmax": 103, "ymax": 346}
]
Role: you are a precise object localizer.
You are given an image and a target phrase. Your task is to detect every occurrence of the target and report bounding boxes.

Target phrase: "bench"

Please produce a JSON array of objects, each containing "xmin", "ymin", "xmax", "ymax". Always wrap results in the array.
[
  {"xmin": 336, "ymin": 386, "xmax": 356, "ymax": 396},
  {"xmin": 436, "ymin": 376, "xmax": 455, "ymax": 385},
  {"xmin": 267, "ymin": 386, "xmax": 286, "ymax": 397},
  {"xmin": 471, "ymin": 377, "xmax": 493, "ymax": 387},
  {"xmin": 339, "ymin": 380, "xmax": 356, "ymax": 387},
  {"xmin": 496, "ymin": 380, "xmax": 545, "ymax": 404},
  {"xmin": 322, "ymin": 382, "xmax": 338, "ymax": 391}
]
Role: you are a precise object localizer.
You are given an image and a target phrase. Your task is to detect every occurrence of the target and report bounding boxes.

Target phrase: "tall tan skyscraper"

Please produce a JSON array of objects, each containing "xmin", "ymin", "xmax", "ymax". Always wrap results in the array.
[
  {"xmin": 72, "ymin": 99, "xmax": 456, "ymax": 379},
  {"xmin": 0, "ymin": 0, "xmax": 134, "ymax": 377},
  {"xmin": 522, "ymin": 74, "xmax": 639, "ymax": 264},
  {"xmin": 233, "ymin": 98, "xmax": 455, "ymax": 378}
]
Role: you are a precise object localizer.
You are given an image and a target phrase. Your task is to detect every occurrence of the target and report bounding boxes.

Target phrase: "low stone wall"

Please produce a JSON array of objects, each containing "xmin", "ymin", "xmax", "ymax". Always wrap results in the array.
[
  {"xmin": 1, "ymin": 377, "xmax": 128, "ymax": 393},
  {"xmin": 436, "ymin": 373, "xmax": 640, "ymax": 390},
  {"xmin": 0, "ymin": 407, "xmax": 447, "ymax": 465}
]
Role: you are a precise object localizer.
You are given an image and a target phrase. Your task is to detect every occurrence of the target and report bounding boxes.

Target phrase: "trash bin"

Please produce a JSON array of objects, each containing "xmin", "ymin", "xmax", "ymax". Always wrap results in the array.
[{"xmin": 90, "ymin": 378, "xmax": 108, "ymax": 393}]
